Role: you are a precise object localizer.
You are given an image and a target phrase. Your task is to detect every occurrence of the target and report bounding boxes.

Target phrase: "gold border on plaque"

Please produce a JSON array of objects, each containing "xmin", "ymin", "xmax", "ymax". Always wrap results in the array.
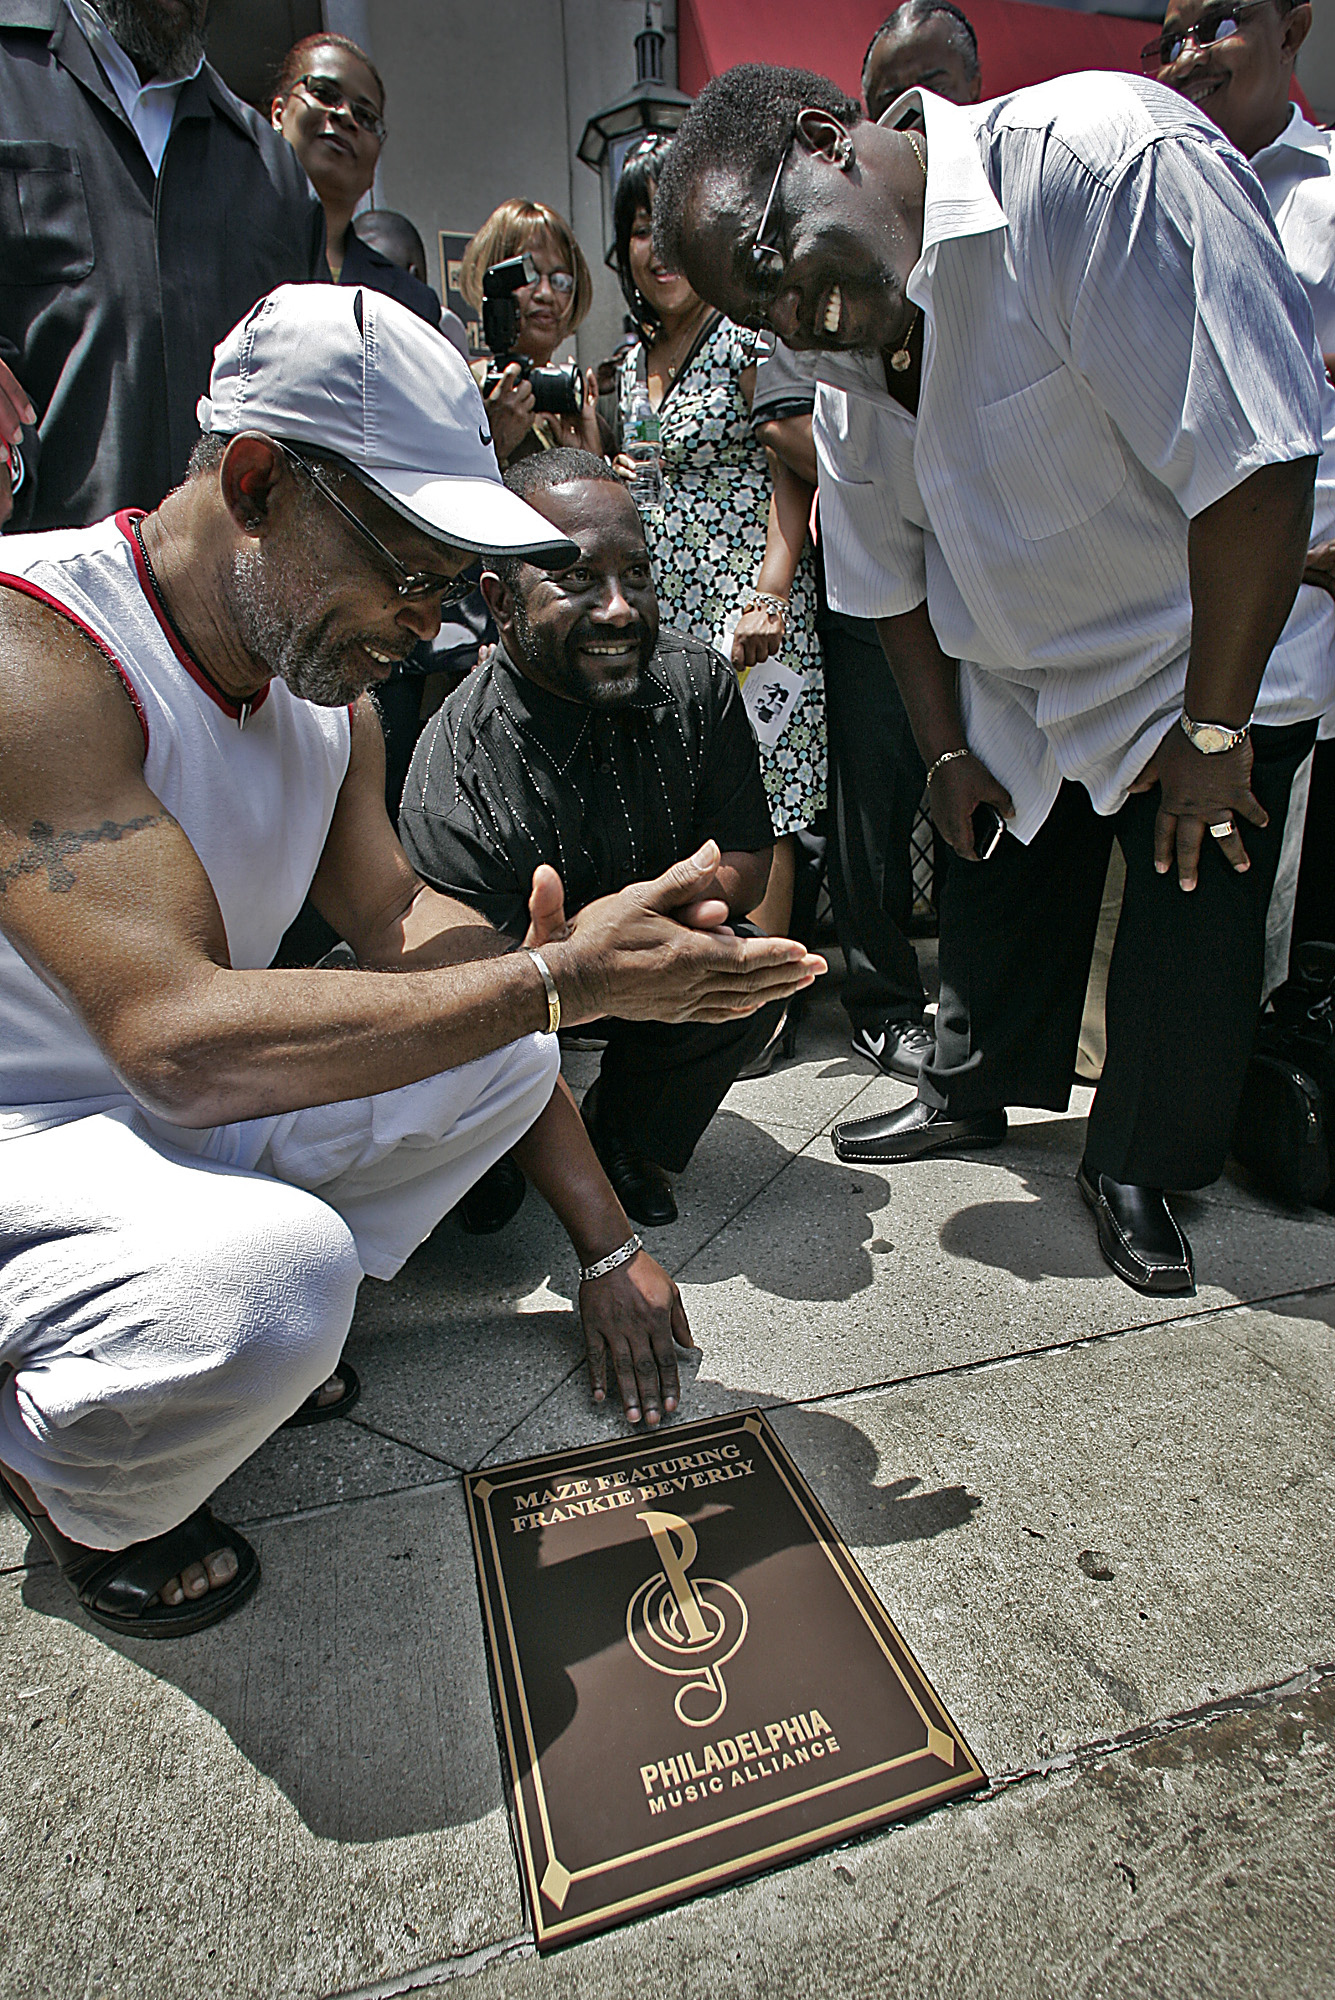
[{"xmin": 465, "ymin": 1411, "xmax": 985, "ymax": 1946}]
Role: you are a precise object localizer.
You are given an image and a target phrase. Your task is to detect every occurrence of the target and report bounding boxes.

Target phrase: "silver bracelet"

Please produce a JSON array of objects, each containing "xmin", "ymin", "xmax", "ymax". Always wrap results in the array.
[
  {"xmin": 524, "ymin": 947, "xmax": 560, "ymax": 1034},
  {"xmin": 580, "ymin": 1233, "xmax": 643, "ymax": 1284},
  {"xmin": 742, "ymin": 590, "xmax": 789, "ymax": 624},
  {"xmin": 925, "ymin": 746, "xmax": 970, "ymax": 786}
]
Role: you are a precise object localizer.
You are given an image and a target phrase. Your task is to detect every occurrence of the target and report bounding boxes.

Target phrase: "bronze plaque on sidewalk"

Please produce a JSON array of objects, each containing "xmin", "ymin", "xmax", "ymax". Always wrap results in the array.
[{"xmin": 465, "ymin": 1410, "xmax": 985, "ymax": 1949}]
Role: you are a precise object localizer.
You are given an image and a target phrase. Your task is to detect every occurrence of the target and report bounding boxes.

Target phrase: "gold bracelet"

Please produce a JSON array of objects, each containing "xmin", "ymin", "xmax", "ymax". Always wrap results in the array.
[{"xmin": 525, "ymin": 947, "xmax": 561, "ymax": 1034}]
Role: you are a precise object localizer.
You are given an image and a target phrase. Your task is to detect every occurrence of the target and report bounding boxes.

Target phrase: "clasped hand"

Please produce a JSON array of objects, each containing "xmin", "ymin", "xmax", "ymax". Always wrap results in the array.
[{"xmin": 531, "ymin": 840, "xmax": 826, "ymax": 1027}]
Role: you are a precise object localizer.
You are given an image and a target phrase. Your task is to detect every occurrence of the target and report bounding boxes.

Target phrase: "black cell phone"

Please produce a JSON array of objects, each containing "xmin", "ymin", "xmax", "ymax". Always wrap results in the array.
[{"xmin": 971, "ymin": 803, "xmax": 1005, "ymax": 861}]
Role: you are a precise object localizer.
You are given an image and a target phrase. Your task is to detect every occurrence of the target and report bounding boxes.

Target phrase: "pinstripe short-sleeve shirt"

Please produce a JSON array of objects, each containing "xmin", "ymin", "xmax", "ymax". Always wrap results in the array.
[{"xmin": 813, "ymin": 73, "xmax": 1335, "ymax": 841}]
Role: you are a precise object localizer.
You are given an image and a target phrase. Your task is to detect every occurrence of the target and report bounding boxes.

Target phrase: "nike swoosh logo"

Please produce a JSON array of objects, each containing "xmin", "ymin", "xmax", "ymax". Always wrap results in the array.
[
  {"xmin": 866, "ymin": 1031, "xmax": 886, "ymax": 1056},
  {"xmin": 479, "ymin": 425, "xmax": 493, "ymax": 448}
]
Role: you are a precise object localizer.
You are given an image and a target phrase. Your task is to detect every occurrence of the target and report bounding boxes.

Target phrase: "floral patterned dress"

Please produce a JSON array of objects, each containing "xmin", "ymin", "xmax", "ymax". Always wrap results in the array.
[{"xmin": 618, "ymin": 318, "xmax": 825, "ymax": 834}]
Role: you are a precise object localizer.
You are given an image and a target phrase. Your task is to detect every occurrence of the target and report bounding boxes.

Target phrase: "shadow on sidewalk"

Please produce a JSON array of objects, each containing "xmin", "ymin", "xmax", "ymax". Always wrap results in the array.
[{"xmin": 14, "ymin": 1397, "xmax": 983, "ymax": 1844}]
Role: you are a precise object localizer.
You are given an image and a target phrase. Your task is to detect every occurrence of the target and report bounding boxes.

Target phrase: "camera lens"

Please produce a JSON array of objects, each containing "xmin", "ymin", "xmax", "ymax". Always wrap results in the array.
[{"xmin": 526, "ymin": 361, "xmax": 583, "ymax": 417}]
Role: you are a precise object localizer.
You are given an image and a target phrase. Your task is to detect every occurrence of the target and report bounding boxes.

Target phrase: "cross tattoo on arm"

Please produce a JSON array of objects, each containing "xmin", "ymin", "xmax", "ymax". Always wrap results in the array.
[{"xmin": 0, "ymin": 813, "xmax": 170, "ymax": 895}]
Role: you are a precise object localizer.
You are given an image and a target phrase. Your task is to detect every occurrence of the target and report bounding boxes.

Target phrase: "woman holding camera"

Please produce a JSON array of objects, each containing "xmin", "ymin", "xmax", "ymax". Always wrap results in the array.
[
  {"xmin": 611, "ymin": 140, "xmax": 824, "ymax": 939},
  {"xmin": 271, "ymin": 34, "xmax": 441, "ymax": 328},
  {"xmin": 460, "ymin": 201, "xmax": 604, "ymax": 468}
]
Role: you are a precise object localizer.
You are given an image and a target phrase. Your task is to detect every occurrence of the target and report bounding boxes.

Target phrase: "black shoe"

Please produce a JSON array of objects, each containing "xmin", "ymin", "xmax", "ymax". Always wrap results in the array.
[
  {"xmin": 833, "ymin": 1099, "xmax": 1008, "ymax": 1163},
  {"xmin": 1077, "ymin": 1163, "xmax": 1195, "ymax": 1295},
  {"xmin": 582, "ymin": 1088, "xmax": 678, "ymax": 1227},
  {"xmin": 458, "ymin": 1155, "xmax": 527, "ymax": 1235},
  {"xmin": 734, "ymin": 1005, "xmax": 792, "ymax": 1081},
  {"xmin": 851, "ymin": 1020, "xmax": 935, "ymax": 1079}
]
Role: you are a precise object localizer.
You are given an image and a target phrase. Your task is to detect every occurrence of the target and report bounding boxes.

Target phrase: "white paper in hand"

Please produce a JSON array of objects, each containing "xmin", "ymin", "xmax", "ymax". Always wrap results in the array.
[{"xmin": 740, "ymin": 658, "xmax": 807, "ymax": 750}]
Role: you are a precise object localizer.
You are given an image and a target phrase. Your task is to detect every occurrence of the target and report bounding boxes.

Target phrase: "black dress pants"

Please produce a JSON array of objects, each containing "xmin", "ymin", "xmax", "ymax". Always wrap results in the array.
[
  {"xmin": 592, "ymin": 999, "xmax": 787, "ymax": 1175},
  {"xmin": 1291, "ymin": 736, "xmax": 1335, "ymax": 955},
  {"xmin": 819, "ymin": 608, "xmax": 929, "ymax": 1031},
  {"xmin": 918, "ymin": 721, "xmax": 1318, "ymax": 1188}
]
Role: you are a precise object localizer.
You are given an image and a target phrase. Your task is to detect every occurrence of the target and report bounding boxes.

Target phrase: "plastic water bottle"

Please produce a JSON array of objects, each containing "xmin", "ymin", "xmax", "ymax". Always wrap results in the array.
[{"xmin": 625, "ymin": 384, "xmax": 664, "ymax": 512}]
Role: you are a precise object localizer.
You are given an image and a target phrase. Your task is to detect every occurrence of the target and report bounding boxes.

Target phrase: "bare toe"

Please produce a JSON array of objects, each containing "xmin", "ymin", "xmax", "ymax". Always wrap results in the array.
[
  {"xmin": 314, "ymin": 1373, "xmax": 345, "ymax": 1408},
  {"xmin": 179, "ymin": 1559, "xmax": 209, "ymax": 1599},
  {"xmin": 204, "ymin": 1547, "xmax": 239, "ymax": 1588},
  {"xmin": 158, "ymin": 1574, "xmax": 184, "ymax": 1606}
]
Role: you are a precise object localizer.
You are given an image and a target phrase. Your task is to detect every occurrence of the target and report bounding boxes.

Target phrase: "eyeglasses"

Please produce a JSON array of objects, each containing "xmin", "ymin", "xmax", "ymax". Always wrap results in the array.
[
  {"xmin": 1140, "ymin": 1, "xmax": 1273, "ymax": 72},
  {"xmin": 520, "ymin": 265, "xmax": 575, "ymax": 297},
  {"xmin": 282, "ymin": 447, "xmax": 474, "ymax": 605},
  {"xmin": 750, "ymin": 135, "xmax": 795, "ymax": 283},
  {"xmin": 291, "ymin": 73, "xmax": 387, "ymax": 143}
]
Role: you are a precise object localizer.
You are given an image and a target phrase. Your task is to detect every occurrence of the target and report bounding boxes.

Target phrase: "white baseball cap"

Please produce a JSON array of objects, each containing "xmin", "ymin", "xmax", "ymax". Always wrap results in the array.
[{"xmin": 196, "ymin": 284, "xmax": 578, "ymax": 563}]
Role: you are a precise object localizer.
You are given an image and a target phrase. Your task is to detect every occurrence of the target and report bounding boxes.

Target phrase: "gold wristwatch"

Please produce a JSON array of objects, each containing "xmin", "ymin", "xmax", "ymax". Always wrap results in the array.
[{"xmin": 1179, "ymin": 711, "xmax": 1250, "ymax": 754}]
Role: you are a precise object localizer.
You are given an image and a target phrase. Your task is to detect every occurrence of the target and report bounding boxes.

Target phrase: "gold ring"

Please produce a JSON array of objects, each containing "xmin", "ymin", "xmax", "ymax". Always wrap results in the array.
[{"xmin": 1208, "ymin": 820, "xmax": 1235, "ymax": 839}]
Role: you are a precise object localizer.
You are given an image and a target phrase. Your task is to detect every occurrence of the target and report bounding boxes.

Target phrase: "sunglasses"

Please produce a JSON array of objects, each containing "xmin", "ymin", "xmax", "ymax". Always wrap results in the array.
[
  {"xmin": 750, "ymin": 135, "xmax": 795, "ymax": 284},
  {"xmin": 1140, "ymin": 1, "xmax": 1274, "ymax": 71},
  {"xmin": 291, "ymin": 73, "xmax": 387, "ymax": 143},
  {"xmin": 282, "ymin": 447, "xmax": 474, "ymax": 605}
]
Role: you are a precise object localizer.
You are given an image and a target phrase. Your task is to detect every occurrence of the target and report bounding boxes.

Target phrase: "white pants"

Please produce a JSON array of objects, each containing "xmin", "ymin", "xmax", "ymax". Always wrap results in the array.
[{"xmin": 0, "ymin": 1033, "xmax": 558, "ymax": 1549}]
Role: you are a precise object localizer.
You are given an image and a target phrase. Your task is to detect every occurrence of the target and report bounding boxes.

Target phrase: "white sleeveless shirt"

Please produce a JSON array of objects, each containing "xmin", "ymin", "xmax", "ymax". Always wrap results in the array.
[{"xmin": 0, "ymin": 513, "xmax": 352, "ymax": 1129}]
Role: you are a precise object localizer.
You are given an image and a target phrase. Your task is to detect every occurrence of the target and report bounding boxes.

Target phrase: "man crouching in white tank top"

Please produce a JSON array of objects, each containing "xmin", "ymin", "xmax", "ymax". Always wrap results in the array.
[{"xmin": 0, "ymin": 285, "xmax": 824, "ymax": 1642}]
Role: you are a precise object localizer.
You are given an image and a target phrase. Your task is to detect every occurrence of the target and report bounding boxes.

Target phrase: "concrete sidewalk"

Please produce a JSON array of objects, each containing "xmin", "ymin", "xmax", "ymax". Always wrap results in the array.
[{"xmin": 3, "ymin": 965, "xmax": 1333, "ymax": 2000}]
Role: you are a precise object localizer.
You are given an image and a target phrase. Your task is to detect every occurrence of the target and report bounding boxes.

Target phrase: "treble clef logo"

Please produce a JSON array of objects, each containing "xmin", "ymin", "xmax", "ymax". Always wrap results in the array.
[{"xmin": 626, "ymin": 1510, "xmax": 748, "ymax": 1728}]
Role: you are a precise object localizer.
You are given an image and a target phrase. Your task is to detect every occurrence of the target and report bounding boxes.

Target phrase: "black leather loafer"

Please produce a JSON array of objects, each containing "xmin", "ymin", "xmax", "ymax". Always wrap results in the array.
[
  {"xmin": 458, "ymin": 1155, "xmax": 527, "ymax": 1235},
  {"xmin": 850, "ymin": 1020, "xmax": 936, "ymax": 1080},
  {"xmin": 595, "ymin": 1139, "xmax": 678, "ymax": 1227},
  {"xmin": 1077, "ymin": 1163, "xmax": 1195, "ymax": 1295},
  {"xmin": 833, "ymin": 1100, "xmax": 1008, "ymax": 1163},
  {"xmin": 582, "ymin": 1087, "xmax": 678, "ymax": 1227}
]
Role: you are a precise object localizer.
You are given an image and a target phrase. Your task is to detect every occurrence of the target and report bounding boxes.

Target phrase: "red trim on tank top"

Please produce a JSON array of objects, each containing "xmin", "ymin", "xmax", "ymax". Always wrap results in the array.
[
  {"xmin": 0, "ymin": 571, "xmax": 150, "ymax": 754},
  {"xmin": 116, "ymin": 509, "xmax": 270, "ymax": 722}
]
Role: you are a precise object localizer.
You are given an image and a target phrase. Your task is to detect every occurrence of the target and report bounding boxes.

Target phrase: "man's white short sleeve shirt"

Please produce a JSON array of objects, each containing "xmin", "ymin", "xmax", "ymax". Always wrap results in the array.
[
  {"xmin": 1251, "ymin": 102, "xmax": 1335, "ymax": 355},
  {"xmin": 813, "ymin": 74, "xmax": 1335, "ymax": 840}
]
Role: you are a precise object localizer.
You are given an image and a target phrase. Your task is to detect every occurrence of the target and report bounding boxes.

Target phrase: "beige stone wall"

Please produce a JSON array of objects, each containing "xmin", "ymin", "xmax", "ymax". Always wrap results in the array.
[{"xmin": 1298, "ymin": 2, "xmax": 1335, "ymax": 123}]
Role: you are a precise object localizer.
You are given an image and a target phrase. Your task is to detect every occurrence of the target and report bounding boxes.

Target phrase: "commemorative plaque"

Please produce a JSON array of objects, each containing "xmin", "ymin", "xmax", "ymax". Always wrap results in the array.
[{"xmin": 465, "ymin": 1410, "xmax": 985, "ymax": 1949}]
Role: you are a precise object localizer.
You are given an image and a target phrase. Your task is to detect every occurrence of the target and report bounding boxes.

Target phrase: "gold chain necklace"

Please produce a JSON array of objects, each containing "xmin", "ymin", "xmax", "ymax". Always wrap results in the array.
[
  {"xmin": 660, "ymin": 301, "xmax": 713, "ymax": 381},
  {"xmin": 889, "ymin": 129, "xmax": 927, "ymax": 375}
]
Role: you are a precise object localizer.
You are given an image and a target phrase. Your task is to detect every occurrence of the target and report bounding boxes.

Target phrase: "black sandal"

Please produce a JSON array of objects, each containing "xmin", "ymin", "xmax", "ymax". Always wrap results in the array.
[
  {"xmin": 280, "ymin": 1358, "xmax": 361, "ymax": 1429},
  {"xmin": 1, "ymin": 1470, "xmax": 260, "ymax": 1639}
]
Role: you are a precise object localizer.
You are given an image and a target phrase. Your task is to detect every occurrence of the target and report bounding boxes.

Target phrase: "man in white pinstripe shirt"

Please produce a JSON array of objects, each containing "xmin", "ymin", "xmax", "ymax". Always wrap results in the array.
[{"xmin": 655, "ymin": 61, "xmax": 1335, "ymax": 1296}]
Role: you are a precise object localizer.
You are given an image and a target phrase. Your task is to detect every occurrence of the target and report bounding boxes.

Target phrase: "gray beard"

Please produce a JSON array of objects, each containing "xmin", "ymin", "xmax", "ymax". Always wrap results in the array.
[
  {"xmin": 93, "ymin": 0, "xmax": 207, "ymax": 80},
  {"xmin": 229, "ymin": 542, "xmax": 389, "ymax": 708}
]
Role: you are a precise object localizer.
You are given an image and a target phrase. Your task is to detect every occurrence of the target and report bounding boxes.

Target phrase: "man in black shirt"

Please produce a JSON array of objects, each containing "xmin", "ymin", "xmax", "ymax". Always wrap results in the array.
[{"xmin": 401, "ymin": 449, "xmax": 781, "ymax": 1227}]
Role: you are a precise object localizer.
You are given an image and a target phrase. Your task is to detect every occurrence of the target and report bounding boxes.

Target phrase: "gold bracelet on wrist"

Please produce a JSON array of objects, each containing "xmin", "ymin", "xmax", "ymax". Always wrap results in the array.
[
  {"xmin": 524, "ymin": 947, "xmax": 561, "ymax": 1035},
  {"xmin": 742, "ymin": 590, "xmax": 789, "ymax": 625}
]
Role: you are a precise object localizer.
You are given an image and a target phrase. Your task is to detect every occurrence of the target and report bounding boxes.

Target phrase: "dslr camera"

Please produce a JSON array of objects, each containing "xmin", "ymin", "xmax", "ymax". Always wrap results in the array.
[{"xmin": 482, "ymin": 255, "xmax": 583, "ymax": 417}]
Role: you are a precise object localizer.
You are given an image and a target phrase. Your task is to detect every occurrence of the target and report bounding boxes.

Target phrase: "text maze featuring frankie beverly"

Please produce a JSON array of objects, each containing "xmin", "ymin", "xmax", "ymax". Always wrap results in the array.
[{"xmin": 466, "ymin": 1410, "xmax": 986, "ymax": 1948}]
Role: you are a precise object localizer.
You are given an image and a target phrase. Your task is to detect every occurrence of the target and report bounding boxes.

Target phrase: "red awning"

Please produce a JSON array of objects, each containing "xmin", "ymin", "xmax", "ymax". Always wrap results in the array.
[{"xmin": 678, "ymin": 0, "xmax": 1311, "ymax": 112}]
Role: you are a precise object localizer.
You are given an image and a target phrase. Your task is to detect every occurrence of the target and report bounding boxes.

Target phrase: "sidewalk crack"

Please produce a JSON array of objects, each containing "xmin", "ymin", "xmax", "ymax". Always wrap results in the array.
[
  {"xmin": 979, "ymin": 1659, "xmax": 1335, "ymax": 1800},
  {"xmin": 322, "ymin": 1930, "xmax": 534, "ymax": 1999}
]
